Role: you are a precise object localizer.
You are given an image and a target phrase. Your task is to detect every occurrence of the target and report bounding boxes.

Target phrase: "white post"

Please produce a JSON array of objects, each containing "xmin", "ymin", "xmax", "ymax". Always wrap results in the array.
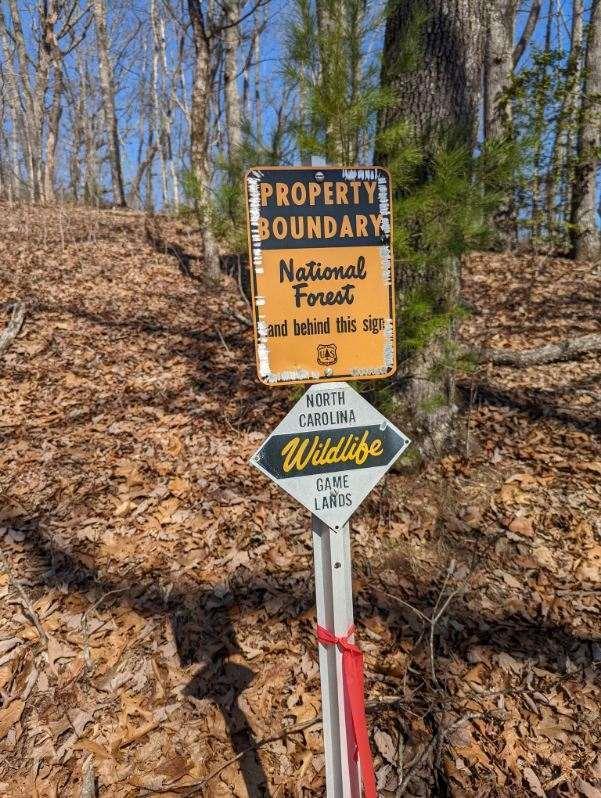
[
  {"xmin": 312, "ymin": 515, "xmax": 361, "ymax": 796},
  {"xmin": 309, "ymin": 157, "xmax": 361, "ymax": 794}
]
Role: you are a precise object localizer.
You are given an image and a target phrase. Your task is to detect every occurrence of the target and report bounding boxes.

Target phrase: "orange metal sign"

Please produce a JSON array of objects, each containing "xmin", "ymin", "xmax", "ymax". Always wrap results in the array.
[{"xmin": 244, "ymin": 166, "xmax": 396, "ymax": 386}]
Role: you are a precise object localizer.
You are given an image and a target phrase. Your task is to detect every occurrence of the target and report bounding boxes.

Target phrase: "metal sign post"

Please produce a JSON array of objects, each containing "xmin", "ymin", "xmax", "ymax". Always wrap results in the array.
[{"xmin": 312, "ymin": 517, "xmax": 360, "ymax": 795}]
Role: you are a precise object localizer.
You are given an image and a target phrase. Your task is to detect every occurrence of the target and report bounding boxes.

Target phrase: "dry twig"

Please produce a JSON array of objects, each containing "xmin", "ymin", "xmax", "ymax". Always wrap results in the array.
[
  {"xmin": 81, "ymin": 587, "xmax": 129, "ymax": 672},
  {"xmin": 141, "ymin": 694, "xmax": 410, "ymax": 795},
  {"xmin": 139, "ymin": 714, "xmax": 324, "ymax": 795},
  {"xmin": 429, "ymin": 559, "xmax": 458, "ymax": 686},
  {"xmin": 227, "ymin": 308, "xmax": 253, "ymax": 328},
  {"xmin": 80, "ymin": 755, "xmax": 96, "ymax": 798},
  {"xmin": 397, "ymin": 712, "xmax": 483, "ymax": 796},
  {"xmin": 0, "ymin": 546, "xmax": 48, "ymax": 645},
  {"xmin": 466, "ymin": 331, "xmax": 601, "ymax": 367}
]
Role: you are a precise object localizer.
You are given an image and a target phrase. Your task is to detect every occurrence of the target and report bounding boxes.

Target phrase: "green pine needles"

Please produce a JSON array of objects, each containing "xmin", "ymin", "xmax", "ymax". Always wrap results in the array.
[
  {"xmin": 378, "ymin": 122, "xmax": 518, "ymax": 364},
  {"xmin": 284, "ymin": 0, "xmax": 391, "ymax": 163}
]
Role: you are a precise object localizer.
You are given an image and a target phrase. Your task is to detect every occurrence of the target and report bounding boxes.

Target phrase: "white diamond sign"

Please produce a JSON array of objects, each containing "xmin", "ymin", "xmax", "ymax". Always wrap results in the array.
[{"xmin": 251, "ymin": 382, "xmax": 410, "ymax": 528}]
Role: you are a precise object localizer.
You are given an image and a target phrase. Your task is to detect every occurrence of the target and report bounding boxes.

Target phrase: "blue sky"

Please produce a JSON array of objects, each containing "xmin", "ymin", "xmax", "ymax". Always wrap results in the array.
[{"xmin": 2, "ymin": 0, "xmax": 592, "ymax": 207}]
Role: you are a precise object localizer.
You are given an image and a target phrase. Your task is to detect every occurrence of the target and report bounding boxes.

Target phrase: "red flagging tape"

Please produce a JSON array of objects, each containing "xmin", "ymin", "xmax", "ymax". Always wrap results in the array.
[{"xmin": 316, "ymin": 624, "xmax": 377, "ymax": 798}]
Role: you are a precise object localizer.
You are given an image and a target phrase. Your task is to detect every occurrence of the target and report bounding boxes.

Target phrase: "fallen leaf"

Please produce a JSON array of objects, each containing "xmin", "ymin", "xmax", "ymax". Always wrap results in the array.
[
  {"xmin": 574, "ymin": 776, "xmax": 601, "ymax": 798},
  {"xmin": 523, "ymin": 766, "xmax": 545, "ymax": 797},
  {"xmin": 114, "ymin": 500, "xmax": 134, "ymax": 518},
  {"xmin": 374, "ymin": 728, "xmax": 396, "ymax": 764},
  {"xmin": 532, "ymin": 546, "xmax": 556, "ymax": 571},
  {"xmin": 75, "ymin": 738, "xmax": 112, "ymax": 760},
  {"xmin": 508, "ymin": 516, "xmax": 534, "ymax": 537},
  {"xmin": 497, "ymin": 652, "xmax": 522, "ymax": 674},
  {"xmin": 68, "ymin": 708, "xmax": 94, "ymax": 737},
  {"xmin": 576, "ymin": 461, "xmax": 601, "ymax": 474},
  {"xmin": 47, "ymin": 636, "xmax": 77, "ymax": 674},
  {"xmin": 0, "ymin": 699, "xmax": 24, "ymax": 737},
  {"xmin": 168, "ymin": 477, "xmax": 189, "ymax": 496}
]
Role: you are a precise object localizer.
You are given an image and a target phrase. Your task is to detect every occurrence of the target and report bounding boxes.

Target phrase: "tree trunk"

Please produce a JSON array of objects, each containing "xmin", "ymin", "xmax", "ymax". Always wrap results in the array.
[
  {"xmin": 43, "ymin": 64, "xmax": 63, "ymax": 203},
  {"xmin": 0, "ymin": 6, "xmax": 35, "ymax": 199},
  {"xmin": 562, "ymin": 0, "xmax": 584, "ymax": 220},
  {"xmin": 379, "ymin": 1, "xmax": 485, "ymax": 148},
  {"xmin": 32, "ymin": 0, "xmax": 55, "ymax": 201},
  {"xmin": 346, "ymin": 0, "xmax": 366, "ymax": 161},
  {"xmin": 7, "ymin": 0, "xmax": 42, "ymax": 198},
  {"xmin": 378, "ymin": 0, "xmax": 486, "ymax": 458},
  {"xmin": 149, "ymin": 0, "xmax": 165, "ymax": 206},
  {"xmin": 484, "ymin": 1, "xmax": 517, "ymax": 140},
  {"xmin": 91, "ymin": 0, "xmax": 126, "ymax": 207},
  {"xmin": 483, "ymin": 0, "xmax": 518, "ymax": 247},
  {"xmin": 0, "ymin": 124, "xmax": 15, "ymax": 202},
  {"xmin": 547, "ymin": 0, "xmax": 583, "ymax": 244},
  {"xmin": 151, "ymin": 2, "xmax": 179, "ymax": 207},
  {"xmin": 188, "ymin": 0, "xmax": 220, "ymax": 278},
  {"xmin": 132, "ymin": 144, "xmax": 158, "ymax": 208},
  {"xmin": 530, "ymin": 3, "xmax": 554, "ymax": 245},
  {"xmin": 570, "ymin": 0, "xmax": 601, "ymax": 261},
  {"xmin": 253, "ymin": 12, "xmax": 262, "ymax": 146},
  {"xmin": 0, "ymin": 17, "xmax": 24, "ymax": 199},
  {"xmin": 223, "ymin": 0, "xmax": 242, "ymax": 154},
  {"xmin": 78, "ymin": 55, "xmax": 100, "ymax": 204},
  {"xmin": 316, "ymin": 0, "xmax": 344, "ymax": 163},
  {"xmin": 243, "ymin": 8, "xmax": 263, "ymax": 144},
  {"xmin": 42, "ymin": 0, "xmax": 64, "ymax": 203}
]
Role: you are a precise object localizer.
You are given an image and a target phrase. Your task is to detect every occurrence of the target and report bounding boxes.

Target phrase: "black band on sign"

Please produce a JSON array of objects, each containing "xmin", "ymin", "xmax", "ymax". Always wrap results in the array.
[{"xmin": 259, "ymin": 424, "xmax": 405, "ymax": 480}]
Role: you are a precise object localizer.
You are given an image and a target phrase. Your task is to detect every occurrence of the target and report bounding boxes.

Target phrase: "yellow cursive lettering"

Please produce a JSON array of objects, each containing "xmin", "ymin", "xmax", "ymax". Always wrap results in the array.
[{"xmin": 280, "ymin": 431, "xmax": 385, "ymax": 473}]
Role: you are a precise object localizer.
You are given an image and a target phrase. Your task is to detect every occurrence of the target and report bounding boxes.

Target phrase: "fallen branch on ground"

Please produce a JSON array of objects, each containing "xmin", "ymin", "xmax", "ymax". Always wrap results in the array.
[
  {"xmin": 81, "ymin": 587, "xmax": 129, "ymax": 672},
  {"xmin": 398, "ymin": 709, "xmax": 505, "ymax": 796},
  {"xmin": 429, "ymin": 560, "xmax": 458, "ymax": 686},
  {"xmin": 469, "ymin": 332, "xmax": 601, "ymax": 367},
  {"xmin": 0, "ymin": 301, "xmax": 26, "ymax": 355},
  {"xmin": 80, "ymin": 755, "xmax": 97, "ymax": 798}
]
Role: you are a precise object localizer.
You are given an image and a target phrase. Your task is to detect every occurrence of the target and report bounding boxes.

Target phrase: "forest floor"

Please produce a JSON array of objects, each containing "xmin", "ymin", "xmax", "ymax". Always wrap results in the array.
[{"xmin": 0, "ymin": 203, "xmax": 599, "ymax": 798}]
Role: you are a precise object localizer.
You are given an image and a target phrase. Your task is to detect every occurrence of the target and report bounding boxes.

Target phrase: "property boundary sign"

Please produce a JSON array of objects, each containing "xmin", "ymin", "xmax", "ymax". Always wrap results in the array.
[{"xmin": 244, "ymin": 166, "xmax": 396, "ymax": 386}]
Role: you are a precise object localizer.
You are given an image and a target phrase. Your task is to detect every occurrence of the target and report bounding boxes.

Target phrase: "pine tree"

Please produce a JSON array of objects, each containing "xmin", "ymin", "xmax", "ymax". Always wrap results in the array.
[
  {"xmin": 283, "ymin": 0, "xmax": 516, "ymax": 459},
  {"xmin": 284, "ymin": 0, "xmax": 387, "ymax": 164},
  {"xmin": 377, "ymin": 0, "xmax": 487, "ymax": 457}
]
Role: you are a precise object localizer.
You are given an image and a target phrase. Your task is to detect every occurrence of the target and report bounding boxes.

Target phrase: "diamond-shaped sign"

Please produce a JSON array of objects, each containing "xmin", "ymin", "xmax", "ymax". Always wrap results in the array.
[{"xmin": 250, "ymin": 382, "xmax": 410, "ymax": 528}]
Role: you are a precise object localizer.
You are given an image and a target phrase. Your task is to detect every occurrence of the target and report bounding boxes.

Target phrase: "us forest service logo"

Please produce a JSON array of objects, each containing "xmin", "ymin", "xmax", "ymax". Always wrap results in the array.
[
  {"xmin": 244, "ymin": 166, "xmax": 396, "ymax": 386},
  {"xmin": 317, "ymin": 343, "xmax": 337, "ymax": 366},
  {"xmin": 251, "ymin": 382, "xmax": 410, "ymax": 528}
]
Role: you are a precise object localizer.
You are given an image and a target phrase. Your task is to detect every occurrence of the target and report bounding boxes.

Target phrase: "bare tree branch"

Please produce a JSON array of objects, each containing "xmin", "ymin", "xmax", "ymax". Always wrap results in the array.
[{"xmin": 513, "ymin": 0, "xmax": 542, "ymax": 67}]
